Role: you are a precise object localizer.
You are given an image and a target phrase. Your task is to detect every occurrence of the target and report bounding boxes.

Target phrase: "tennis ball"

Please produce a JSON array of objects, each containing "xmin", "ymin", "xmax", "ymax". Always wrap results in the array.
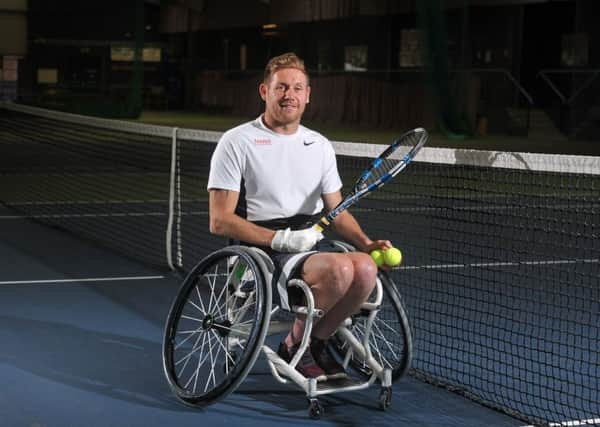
[
  {"xmin": 370, "ymin": 249, "xmax": 385, "ymax": 267},
  {"xmin": 383, "ymin": 247, "xmax": 402, "ymax": 266}
]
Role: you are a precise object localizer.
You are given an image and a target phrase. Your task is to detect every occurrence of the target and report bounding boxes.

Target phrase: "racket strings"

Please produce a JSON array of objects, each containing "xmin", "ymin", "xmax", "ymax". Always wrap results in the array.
[
  {"xmin": 396, "ymin": 131, "xmax": 425, "ymax": 157},
  {"xmin": 364, "ymin": 158, "xmax": 397, "ymax": 186}
]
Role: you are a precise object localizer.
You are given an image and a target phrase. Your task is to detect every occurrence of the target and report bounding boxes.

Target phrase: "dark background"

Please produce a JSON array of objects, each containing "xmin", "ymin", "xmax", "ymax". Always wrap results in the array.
[{"xmin": 1, "ymin": 0, "xmax": 599, "ymax": 139}]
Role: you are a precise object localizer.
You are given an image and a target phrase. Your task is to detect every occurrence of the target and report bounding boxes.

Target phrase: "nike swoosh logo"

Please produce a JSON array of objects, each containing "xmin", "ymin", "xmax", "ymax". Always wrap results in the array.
[{"xmin": 303, "ymin": 141, "xmax": 317, "ymax": 146}]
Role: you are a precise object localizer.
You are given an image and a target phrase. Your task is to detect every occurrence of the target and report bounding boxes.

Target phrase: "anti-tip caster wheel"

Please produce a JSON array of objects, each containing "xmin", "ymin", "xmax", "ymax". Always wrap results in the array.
[
  {"xmin": 379, "ymin": 387, "xmax": 392, "ymax": 411},
  {"xmin": 308, "ymin": 399, "xmax": 324, "ymax": 419}
]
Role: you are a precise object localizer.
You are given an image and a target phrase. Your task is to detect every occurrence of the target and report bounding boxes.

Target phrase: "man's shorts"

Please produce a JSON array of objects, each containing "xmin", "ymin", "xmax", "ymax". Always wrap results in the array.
[{"xmin": 268, "ymin": 240, "xmax": 338, "ymax": 311}]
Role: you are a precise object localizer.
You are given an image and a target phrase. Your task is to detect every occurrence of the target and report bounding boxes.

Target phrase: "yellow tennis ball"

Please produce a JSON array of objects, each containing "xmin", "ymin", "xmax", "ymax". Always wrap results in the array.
[
  {"xmin": 370, "ymin": 249, "xmax": 385, "ymax": 267},
  {"xmin": 383, "ymin": 247, "xmax": 402, "ymax": 266}
]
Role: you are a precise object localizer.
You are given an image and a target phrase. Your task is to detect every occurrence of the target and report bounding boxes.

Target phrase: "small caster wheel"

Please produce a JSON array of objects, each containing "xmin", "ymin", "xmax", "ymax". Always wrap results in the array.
[
  {"xmin": 379, "ymin": 387, "xmax": 392, "ymax": 411},
  {"xmin": 308, "ymin": 399, "xmax": 324, "ymax": 419}
]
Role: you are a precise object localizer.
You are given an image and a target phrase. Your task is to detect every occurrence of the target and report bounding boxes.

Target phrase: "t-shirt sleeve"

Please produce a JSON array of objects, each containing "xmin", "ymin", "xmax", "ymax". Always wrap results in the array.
[
  {"xmin": 321, "ymin": 141, "xmax": 343, "ymax": 194},
  {"xmin": 207, "ymin": 134, "xmax": 244, "ymax": 191}
]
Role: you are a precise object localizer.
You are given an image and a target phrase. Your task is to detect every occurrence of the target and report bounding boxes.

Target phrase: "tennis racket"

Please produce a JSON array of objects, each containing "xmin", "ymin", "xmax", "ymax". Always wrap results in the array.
[{"xmin": 313, "ymin": 127, "xmax": 428, "ymax": 232}]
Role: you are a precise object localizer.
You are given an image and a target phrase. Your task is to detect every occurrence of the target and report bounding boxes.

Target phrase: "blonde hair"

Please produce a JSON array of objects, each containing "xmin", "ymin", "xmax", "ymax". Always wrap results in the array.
[{"xmin": 263, "ymin": 52, "xmax": 309, "ymax": 84}]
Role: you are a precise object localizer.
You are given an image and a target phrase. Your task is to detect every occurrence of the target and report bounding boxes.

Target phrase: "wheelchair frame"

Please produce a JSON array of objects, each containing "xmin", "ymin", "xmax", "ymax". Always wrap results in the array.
[{"xmin": 162, "ymin": 241, "xmax": 413, "ymax": 419}]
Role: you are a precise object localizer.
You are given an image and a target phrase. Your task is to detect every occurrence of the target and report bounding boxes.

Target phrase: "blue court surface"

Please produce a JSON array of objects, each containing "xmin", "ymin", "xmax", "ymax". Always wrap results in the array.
[{"xmin": 0, "ymin": 207, "xmax": 524, "ymax": 427}]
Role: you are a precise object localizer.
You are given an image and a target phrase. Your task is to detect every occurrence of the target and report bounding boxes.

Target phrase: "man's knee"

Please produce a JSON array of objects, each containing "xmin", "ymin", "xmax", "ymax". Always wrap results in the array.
[
  {"xmin": 303, "ymin": 253, "xmax": 372, "ymax": 297},
  {"xmin": 326, "ymin": 256, "xmax": 354, "ymax": 295},
  {"xmin": 351, "ymin": 253, "xmax": 378, "ymax": 295}
]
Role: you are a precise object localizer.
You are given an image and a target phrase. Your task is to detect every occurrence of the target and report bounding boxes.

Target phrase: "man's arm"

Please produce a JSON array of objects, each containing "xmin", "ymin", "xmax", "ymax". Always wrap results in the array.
[
  {"xmin": 209, "ymin": 189, "xmax": 276, "ymax": 246},
  {"xmin": 210, "ymin": 189, "xmax": 324, "ymax": 252},
  {"xmin": 322, "ymin": 191, "xmax": 391, "ymax": 252}
]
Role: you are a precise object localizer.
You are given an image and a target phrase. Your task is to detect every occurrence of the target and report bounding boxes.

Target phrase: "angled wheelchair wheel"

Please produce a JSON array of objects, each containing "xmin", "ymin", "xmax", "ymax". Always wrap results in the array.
[
  {"xmin": 163, "ymin": 246, "xmax": 272, "ymax": 406},
  {"xmin": 332, "ymin": 270, "xmax": 413, "ymax": 382}
]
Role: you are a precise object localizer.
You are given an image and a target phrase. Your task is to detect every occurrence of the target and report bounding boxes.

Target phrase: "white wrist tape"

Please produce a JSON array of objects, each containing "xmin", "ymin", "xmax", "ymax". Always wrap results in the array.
[{"xmin": 270, "ymin": 227, "xmax": 324, "ymax": 253}]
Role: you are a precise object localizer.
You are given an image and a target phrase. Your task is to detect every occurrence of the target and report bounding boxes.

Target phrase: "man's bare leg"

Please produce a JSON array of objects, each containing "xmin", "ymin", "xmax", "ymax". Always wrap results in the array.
[{"xmin": 283, "ymin": 252, "xmax": 377, "ymax": 347}]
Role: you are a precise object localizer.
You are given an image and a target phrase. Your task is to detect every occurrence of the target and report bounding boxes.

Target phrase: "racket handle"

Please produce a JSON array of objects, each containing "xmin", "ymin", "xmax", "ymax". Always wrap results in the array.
[{"xmin": 313, "ymin": 216, "xmax": 331, "ymax": 232}]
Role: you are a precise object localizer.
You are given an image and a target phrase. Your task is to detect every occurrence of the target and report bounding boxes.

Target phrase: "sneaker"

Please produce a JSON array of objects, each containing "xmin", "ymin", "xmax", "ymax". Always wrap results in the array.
[
  {"xmin": 277, "ymin": 341, "xmax": 327, "ymax": 382},
  {"xmin": 310, "ymin": 337, "xmax": 348, "ymax": 380}
]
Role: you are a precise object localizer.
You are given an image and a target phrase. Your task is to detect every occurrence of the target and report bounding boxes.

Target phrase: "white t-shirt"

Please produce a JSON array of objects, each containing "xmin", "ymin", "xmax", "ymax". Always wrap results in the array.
[{"xmin": 207, "ymin": 116, "xmax": 342, "ymax": 221}]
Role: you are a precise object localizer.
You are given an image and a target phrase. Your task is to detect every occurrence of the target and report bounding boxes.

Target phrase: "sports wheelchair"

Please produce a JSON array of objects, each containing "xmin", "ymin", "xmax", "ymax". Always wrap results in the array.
[{"xmin": 162, "ymin": 240, "xmax": 413, "ymax": 419}]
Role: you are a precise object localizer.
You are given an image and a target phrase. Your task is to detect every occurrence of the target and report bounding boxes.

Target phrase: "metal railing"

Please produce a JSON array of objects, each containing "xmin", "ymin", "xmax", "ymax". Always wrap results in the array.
[{"xmin": 537, "ymin": 68, "xmax": 600, "ymax": 137}]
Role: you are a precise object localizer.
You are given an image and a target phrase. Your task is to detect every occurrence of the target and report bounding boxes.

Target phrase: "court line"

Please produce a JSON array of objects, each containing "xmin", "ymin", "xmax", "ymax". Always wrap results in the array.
[
  {"xmin": 0, "ymin": 212, "xmax": 168, "ymax": 219},
  {"xmin": 0, "ymin": 275, "xmax": 165, "ymax": 285},
  {"xmin": 398, "ymin": 259, "xmax": 599, "ymax": 270},
  {"xmin": 3, "ymin": 198, "xmax": 204, "ymax": 205},
  {"xmin": 522, "ymin": 418, "xmax": 600, "ymax": 427}
]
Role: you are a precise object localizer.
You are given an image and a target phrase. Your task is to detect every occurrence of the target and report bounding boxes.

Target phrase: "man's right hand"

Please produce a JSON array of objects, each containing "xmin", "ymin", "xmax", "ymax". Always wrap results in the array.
[{"xmin": 270, "ymin": 227, "xmax": 324, "ymax": 252}]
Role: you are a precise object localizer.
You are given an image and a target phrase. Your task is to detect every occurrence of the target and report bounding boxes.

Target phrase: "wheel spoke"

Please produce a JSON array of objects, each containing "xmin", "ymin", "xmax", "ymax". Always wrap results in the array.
[
  {"xmin": 206, "ymin": 264, "xmax": 220, "ymax": 313},
  {"xmin": 188, "ymin": 299, "xmax": 207, "ymax": 316},
  {"xmin": 177, "ymin": 331, "xmax": 204, "ymax": 382},
  {"xmin": 194, "ymin": 282, "xmax": 208, "ymax": 316},
  {"xmin": 182, "ymin": 330, "xmax": 209, "ymax": 389},
  {"xmin": 204, "ymin": 329, "xmax": 223, "ymax": 393},
  {"xmin": 374, "ymin": 313, "xmax": 401, "ymax": 334},
  {"xmin": 175, "ymin": 328, "xmax": 203, "ymax": 350},
  {"xmin": 211, "ymin": 266, "xmax": 232, "ymax": 318},
  {"xmin": 369, "ymin": 324, "xmax": 390, "ymax": 368},
  {"xmin": 372, "ymin": 320, "xmax": 400, "ymax": 361},
  {"xmin": 228, "ymin": 293, "xmax": 256, "ymax": 324},
  {"xmin": 176, "ymin": 329, "xmax": 213, "ymax": 369},
  {"xmin": 181, "ymin": 314, "xmax": 203, "ymax": 322}
]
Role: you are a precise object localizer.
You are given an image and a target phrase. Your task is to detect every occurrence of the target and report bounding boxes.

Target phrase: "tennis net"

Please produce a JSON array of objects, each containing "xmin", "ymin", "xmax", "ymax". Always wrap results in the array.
[{"xmin": 1, "ymin": 102, "xmax": 598, "ymax": 426}]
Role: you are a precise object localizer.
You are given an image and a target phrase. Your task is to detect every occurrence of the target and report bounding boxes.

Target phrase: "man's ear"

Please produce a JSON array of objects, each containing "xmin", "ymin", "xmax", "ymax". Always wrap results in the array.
[
  {"xmin": 306, "ymin": 85, "xmax": 311, "ymax": 104},
  {"xmin": 259, "ymin": 83, "xmax": 267, "ymax": 101}
]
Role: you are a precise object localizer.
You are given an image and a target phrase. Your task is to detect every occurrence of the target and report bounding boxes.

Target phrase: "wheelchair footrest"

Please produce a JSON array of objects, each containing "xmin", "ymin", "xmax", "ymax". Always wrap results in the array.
[{"xmin": 317, "ymin": 377, "xmax": 363, "ymax": 391}]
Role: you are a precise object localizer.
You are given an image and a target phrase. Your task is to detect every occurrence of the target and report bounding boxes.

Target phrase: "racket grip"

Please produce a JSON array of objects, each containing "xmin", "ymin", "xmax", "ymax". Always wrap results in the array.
[{"xmin": 312, "ymin": 217, "xmax": 331, "ymax": 232}]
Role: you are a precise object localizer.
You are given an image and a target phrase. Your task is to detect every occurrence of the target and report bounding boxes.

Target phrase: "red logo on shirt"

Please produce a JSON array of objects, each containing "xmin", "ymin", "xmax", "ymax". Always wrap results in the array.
[{"xmin": 254, "ymin": 138, "xmax": 272, "ymax": 145}]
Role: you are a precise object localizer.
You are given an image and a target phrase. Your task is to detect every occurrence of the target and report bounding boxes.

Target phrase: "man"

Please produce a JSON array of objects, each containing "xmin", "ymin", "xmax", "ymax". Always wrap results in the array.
[{"xmin": 207, "ymin": 52, "xmax": 392, "ymax": 381}]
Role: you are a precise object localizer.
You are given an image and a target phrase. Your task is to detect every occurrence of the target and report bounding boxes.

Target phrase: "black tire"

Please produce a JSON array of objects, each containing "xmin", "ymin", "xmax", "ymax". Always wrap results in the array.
[
  {"xmin": 163, "ymin": 246, "xmax": 271, "ymax": 406},
  {"xmin": 378, "ymin": 387, "xmax": 392, "ymax": 410},
  {"xmin": 331, "ymin": 270, "xmax": 413, "ymax": 382},
  {"xmin": 308, "ymin": 399, "xmax": 324, "ymax": 419}
]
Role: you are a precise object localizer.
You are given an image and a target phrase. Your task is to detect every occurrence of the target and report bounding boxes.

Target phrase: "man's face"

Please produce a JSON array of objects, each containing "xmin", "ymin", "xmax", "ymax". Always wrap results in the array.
[{"xmin": 260, "ymin": 67, "xmax": 311, "ymax": 128}]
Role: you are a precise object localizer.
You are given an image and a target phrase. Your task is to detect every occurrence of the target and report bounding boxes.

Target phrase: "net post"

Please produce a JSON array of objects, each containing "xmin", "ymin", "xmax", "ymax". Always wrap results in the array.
[{"xmin": 166, "ymin": 126, "xmax": 181, "ymax": 270}]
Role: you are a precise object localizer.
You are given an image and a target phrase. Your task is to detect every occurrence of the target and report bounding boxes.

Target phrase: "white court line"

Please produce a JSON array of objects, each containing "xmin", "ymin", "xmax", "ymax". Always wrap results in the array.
[
  {"xmin": 398, "ymin": 259, "xmax": 599, "ymax": 270},
  {"xmin": 522, "ymin": 418, "xmax": 600, "ymax": 427},
  {"xmin": 4, "ymin": 198, "xmax": 205, "ymax": 206},
  {"xmin": 0, "ymin": 275, "xmax": 165, "ymax": 285},
  {"xmin": 0, "ymin": 212, "xmax": 167, "ymax": 219}
]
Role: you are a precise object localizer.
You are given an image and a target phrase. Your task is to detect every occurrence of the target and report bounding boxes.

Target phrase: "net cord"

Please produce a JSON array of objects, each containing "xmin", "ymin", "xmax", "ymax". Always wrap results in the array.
[{"xmin": 2, "ymin": 101, "xmax": 599, "ymax": 175}]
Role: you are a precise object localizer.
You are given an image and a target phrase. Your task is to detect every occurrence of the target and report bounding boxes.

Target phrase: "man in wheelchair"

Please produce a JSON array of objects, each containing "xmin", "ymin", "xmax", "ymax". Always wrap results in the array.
[{"xmin": 207, "ymin": 52, "xmax": 393, "ymax": 382}]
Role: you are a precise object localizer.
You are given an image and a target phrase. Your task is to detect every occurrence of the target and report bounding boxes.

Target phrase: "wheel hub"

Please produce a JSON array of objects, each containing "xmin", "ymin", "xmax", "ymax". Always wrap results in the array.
[
  {"xmin": 202, "ymin": 314, "xmax": 214, "ymax": 330},
  {"xmin": 201, "ymin": 315, "xmax": 231, "ymax": 337}
]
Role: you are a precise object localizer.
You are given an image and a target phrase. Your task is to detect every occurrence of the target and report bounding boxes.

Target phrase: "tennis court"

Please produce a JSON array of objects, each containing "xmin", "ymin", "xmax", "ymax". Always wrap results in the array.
[
  {"xmin": 1, "ymin": 103, "xmax": 598, "ymax": 426},
  {"xmin": 0, "ymin": 205, "xmax": 525, "ymax": 427}
]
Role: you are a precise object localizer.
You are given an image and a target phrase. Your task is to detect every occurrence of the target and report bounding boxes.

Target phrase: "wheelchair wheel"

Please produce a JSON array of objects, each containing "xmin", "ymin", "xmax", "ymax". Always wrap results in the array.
[
  {"xmin": 163, "ymin": 246, "xmax": 272, "ymax": 406},
  {"xmin": 331, "ymin": 270, "xmax": 412, "ymax": 382}
]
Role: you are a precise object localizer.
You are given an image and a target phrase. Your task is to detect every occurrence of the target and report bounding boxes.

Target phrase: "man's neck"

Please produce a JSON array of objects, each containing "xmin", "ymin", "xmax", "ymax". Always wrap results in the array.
[{"xmin": 261, "ymin": 114, "xmax": 300, "ymax": 135}]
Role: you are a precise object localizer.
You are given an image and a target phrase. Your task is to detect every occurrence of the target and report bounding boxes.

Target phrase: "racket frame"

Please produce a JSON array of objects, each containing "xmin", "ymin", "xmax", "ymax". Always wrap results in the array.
[{"xmin": 314, "ymin": 127, "xmax": 428, "ymax": 232}]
